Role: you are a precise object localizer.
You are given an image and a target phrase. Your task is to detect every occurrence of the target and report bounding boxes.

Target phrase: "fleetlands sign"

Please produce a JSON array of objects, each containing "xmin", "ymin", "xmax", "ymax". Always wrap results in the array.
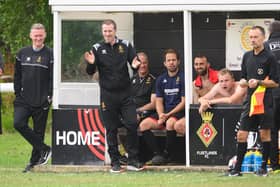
[{"xmin": 52, "ymin": 108, "xmax": 105, "ymax": 165}]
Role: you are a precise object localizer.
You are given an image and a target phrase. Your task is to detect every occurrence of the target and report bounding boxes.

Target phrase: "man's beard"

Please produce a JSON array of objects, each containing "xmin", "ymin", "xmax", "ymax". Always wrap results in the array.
[{"xmin": 197, "ymin": 68, "xmax": 207, "ymax": 76}]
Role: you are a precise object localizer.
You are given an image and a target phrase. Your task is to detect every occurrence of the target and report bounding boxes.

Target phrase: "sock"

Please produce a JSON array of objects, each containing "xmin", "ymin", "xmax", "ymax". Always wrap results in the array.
[
  {"xmin": 235, "ymin": 142, "xmax": 247, "ymax": 172},
  {"xmin": 142, "ymin": 130, "xmax": 161, "ymax": 155},
  {"xmin": 165, "ymin": 130, "xmax": 177, "ymax": 157},
  {"xmin": 261, "ymin": 141, "xmax": 271, "ymax": 170}
]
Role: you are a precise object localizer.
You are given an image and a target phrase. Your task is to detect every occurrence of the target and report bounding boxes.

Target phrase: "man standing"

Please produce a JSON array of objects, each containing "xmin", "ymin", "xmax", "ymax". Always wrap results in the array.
[
  {"xmin": 266, "ymin": 20, "xmax": 280, "ymax": 172},
  {"xmin": 229, "ymin": 26, "xmax": 279, "ymax": 176},
  {"xmin": 14, "ymin": 23, "xmax": 53, "ymax": 172},
  {"xmin": 85, "ymin": 19, "xmax": 144, "ymax": 173},
  {"xmin": 0, "ymin": 52, "xmax": 4, "ymax": 134},
  {"xmin": 192, "ymin": 54, "xmax": 218, "ymax": 104},
  {"xmin": 138, "ymin": 49, "xmax": 185, "ymax": 165}
]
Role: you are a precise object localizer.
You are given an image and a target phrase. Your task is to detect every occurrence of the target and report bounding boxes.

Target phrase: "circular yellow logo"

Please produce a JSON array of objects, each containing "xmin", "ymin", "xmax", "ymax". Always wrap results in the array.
[{"xmin": 240, "ymin": 26, "xmax": 252, "ymax": 51}]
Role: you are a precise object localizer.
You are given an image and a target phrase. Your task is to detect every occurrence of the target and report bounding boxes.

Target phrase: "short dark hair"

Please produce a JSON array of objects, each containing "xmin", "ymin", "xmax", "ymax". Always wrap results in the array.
[
  {"xmin": 251, "ymin": 25, "xmax": 265, "ymax": 36},
  {"xmin": 269, "ymin": 20, "xmax": 280, "ymax": 33},
  {"xmin": 102, "ymin": 19, "xmax": 117, "ymax": 30},
  {"xmin": 163, "ymin": 48, "xmax": 180, "ymax": 61},
  {"xmin": 194, "ymin": 53, "xmax": 208, "ymax": 61}
]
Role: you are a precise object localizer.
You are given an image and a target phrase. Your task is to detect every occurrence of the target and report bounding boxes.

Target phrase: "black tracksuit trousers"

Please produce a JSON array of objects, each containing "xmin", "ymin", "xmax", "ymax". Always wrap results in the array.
[
  {"xmin": 14, "ymin": 98, "xmax": 50, "ymax": 164},
  {"xmin": 100, "ymin": 88, "xmax": 139, "ymax": 166}
]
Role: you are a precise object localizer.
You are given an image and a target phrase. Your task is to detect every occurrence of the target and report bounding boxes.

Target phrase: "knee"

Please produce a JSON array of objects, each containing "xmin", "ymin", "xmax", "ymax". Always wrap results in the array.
[
  {"xmin": 174, "ymin": 123, "xmax": 185, "ymax": 135},
  {"xmin": 166, "ymin": 119, "xmax": 176, "ymax": 130},
  {"xmin": 236, "ymin": 131, "xmax": 248, "ymax": 142},
  {"xmin": 13, "ymin": 120, "xmax": 25, "ymax": 131},
  {"xmin": 260, "ymin": 129, "xmax": 271, "ymax": 142},
  {"xmin": 139, "ymin": 119, "xmax": 152, "ymax": 132}
]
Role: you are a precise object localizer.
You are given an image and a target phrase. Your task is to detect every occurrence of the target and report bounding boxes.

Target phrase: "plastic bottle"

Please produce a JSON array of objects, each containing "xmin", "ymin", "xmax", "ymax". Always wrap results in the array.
[
  {"xmin": 241, "ymin": 150, "xmax": 253, "ymax": 173},
  {"xmin": 253, "ymin": 150, "xmax": 262, "ymax": 172}
]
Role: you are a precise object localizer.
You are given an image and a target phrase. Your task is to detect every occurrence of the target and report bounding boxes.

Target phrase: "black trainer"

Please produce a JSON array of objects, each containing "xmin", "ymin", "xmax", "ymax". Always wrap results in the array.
[
  {"xmin": 228, "ymin": 169, "xmax": 242, "ymax": 177},
  {"xmin": 255, "ymin": 168, "xmax": 268, "ymax": 177},
  {"xmin": 151, "ymin": 154, "xmax": 167, "ymax": 165},
  {"xmin": 110, "ymin": 163, "xmax": 123, "ymax": 173},
  {"xmin": 22, "ymin": 163, "xmax": 36, "ymax": 173},
  {"xmin": 119, "ymin": 155, "xmax": 128, "ymax": 165},
  {"xmin": 127, "ymin": 160, "xmax": 144, "ymax": 171},
  {"xmin": 37, "ymin": 147, "xmax": 52, "ymax": 166}
]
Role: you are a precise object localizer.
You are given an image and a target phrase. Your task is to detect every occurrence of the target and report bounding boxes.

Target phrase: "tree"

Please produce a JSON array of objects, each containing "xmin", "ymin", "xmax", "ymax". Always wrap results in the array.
[{"xmin": 0, "ymin": 0, "xmax": 52, "ymax": 63}]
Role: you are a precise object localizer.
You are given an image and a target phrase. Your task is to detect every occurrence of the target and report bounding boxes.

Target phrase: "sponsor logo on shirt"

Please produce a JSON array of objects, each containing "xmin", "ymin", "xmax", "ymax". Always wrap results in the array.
[{"xmin": 164, "ymin": 88, "xmax": 179, "ymax": 95}]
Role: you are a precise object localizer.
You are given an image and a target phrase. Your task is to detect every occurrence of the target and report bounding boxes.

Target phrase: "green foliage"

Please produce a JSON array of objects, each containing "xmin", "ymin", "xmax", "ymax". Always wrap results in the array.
[
  {"xmin": 0, "ymin": 0, "xmax": 53, "ymax": 62},
  {"xmin": 1, "ymin": 92, "xmax": 52, "ymax": 133},
  {"xmin": 61, "ymin": 21, "xmax": 102, "ymax": 82},
  {"xmin": 1, "ymin": 92, "xmax": 15, "ymax": 133}
]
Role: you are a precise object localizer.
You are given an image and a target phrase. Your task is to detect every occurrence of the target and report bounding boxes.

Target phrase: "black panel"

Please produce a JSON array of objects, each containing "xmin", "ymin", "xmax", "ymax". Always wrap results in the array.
[
  {"xmin": 134, "ymin": 12, "xmax": 183, "ymax": 31},
  {"xmin": 192, "ymin": 30, "xmax": 225, "ymax": 49},
  {"xmin": 192, "ymin": 12, "xmax": 226, "ymax": 30},
  {"xmin": 134, "ymin": 12, "xmax": 184, "ymax": 78}
]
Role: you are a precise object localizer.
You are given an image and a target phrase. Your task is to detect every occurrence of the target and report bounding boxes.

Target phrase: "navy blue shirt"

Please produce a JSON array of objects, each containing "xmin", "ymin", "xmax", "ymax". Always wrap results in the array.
[{"xmin": 155, "ymin": 70, "xmax": 185, "ymax": 112}]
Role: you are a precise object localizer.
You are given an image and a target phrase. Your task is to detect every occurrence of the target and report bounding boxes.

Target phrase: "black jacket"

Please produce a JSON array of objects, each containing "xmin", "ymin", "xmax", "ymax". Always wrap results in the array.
[
  {"xmin": 266, "ymin": 32, "xmax": 280, "ymax": 96},
  {"xmin": 14, "ymin": 46, "xmax": 53, "ymax": 107},
  {"xmin": 86, "ymin": 38, "xmax": 136, "ymax": 91}
]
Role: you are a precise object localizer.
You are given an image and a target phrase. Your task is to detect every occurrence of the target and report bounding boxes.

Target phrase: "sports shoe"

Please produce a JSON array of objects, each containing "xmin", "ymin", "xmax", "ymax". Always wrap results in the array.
[
  {"xmin": 151, "ymin": 154, "xmax": 167, "ymax": 165},
  {"xmin": 37, "ymin": 147, "xmax": 52, "ymax": 166},
  {"xmin": 255, "ymin": 168, "xmax": 268, "ymax": 177},
  {"xmin": 119, "ymin": 155, "xmax": 128, "ymax": 165},
  {"xmin": 22, "ymin": 163, "xmax": 36, "ymax": 173},
  {"xmin": 228, "ymin": 169, "xmax": 242, "ymax": 176},
  {"xmin": 110, "ymin": 163, "xmax": 123, "ymax": 173},
  {"xmin": 127, "ymin": 161, "xmax": 144, "ymax": 171}
]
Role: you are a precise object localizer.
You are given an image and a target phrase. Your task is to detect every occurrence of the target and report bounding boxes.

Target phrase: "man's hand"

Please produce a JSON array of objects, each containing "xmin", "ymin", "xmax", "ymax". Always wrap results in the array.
[
  {"xmin": 158, "ymin": 113, "xmax": 168, "ymax": 125},
  {"xmin": 248, "ymin": 79, "xmax": 259, "ymax": 88},
  {"xmin": 239, "ymin": 79, "xmax": 248, "ymax": 88},
  {"xmin": 84, "ymin": 51, "xmax": 95, "ymax": 64},
  {"xmin": 132, "ymin": 56, "xmax": 141, "ymax": 69},
  {"xmin": 199, "ymin": 99, "xmax": 211, "ymax": 114},
  {"xmin": 0, "ymin": 68, "xmax": 3, "ymax": 76}
]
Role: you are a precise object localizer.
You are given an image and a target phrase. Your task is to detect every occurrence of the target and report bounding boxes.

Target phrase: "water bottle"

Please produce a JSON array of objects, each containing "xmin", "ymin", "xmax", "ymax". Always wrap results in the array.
[
  {"xmin": 253, "ymin": 150, "xmax": 262, "ymax": 172},
  {"xmin": 241, "ymin": 150, "xmax": 253, "ymax": 173}
]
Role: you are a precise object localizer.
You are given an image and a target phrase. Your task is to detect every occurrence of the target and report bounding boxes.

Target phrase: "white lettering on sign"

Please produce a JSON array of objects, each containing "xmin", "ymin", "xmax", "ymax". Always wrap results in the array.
[
  {"xmin": 196, "ymin": 150, "xmax": 218, "ymax": 159},
  {"xmin": 56, "ymin": 131, "xmax": 100, "ymax": 146}
]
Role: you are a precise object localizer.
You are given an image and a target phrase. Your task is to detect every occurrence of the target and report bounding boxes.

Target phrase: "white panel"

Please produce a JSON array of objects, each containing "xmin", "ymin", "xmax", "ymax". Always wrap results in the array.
[
  {"xmin": 58, "ymin": 83, "xmax": 100, "ymax": 105},
  {"xmin": 0, "ymin": 83, "xmax": 14, "ymax": 92}
]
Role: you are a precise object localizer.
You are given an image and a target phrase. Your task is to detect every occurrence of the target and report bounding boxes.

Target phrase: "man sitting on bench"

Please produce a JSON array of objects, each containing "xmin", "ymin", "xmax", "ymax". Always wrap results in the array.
[{"xmin": 138, "ymin": 49, "xmax": 185, "ymax": 165}]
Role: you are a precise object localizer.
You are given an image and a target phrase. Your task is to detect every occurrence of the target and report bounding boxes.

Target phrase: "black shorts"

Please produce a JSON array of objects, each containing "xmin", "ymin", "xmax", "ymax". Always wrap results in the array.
[
  {"xmin": 149, "ymin": 110, "xmax": 185, "ymax": 121},
  {"xmin": 239, "ymin": 100, "xmax": 274, "ymax": 131}
]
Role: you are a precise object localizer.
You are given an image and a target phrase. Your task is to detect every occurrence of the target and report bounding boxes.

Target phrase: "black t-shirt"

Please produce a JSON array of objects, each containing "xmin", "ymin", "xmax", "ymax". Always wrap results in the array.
[
  {"xmin": 241, "ymin": 48, "xmax": 278, "ymax": 107},
  {"xmin": 131, "ymin": 73, "xmax": 155, "ymax": 108}
]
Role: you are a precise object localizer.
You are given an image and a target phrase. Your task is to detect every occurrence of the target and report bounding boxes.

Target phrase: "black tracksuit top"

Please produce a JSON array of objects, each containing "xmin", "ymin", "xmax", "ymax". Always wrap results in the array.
[
  {"xmin": 14, "ymin": 46, "xmax": 53, "ymax": 107},
  {"xmin": 86, "ymin": 38, "xmax": 136, "ymax": 91}
]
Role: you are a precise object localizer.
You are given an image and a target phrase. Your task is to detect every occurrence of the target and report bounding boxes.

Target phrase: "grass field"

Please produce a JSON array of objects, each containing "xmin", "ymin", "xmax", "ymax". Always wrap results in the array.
[{"xmin": 1, "ymin": 133, "xmax": 280, "ymax": 187}]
